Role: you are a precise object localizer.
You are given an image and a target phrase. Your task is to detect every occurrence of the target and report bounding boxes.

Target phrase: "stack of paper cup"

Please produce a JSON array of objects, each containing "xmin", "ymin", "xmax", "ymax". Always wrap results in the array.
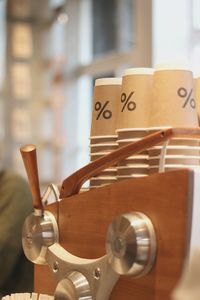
[
  {"xmin": 116, "ymin": 68, "xmax": 154, "ymax": 181},
  {"xmin": 195, "ymin": 75, "xmax": 200, "ymax": 123},
  {"xmin": 89, "ymin": 78, "xmax": 122, "ymax": 188},
  {"xmin": 149, "ymin": 63, "xmax": 200, "ymax": 174}
]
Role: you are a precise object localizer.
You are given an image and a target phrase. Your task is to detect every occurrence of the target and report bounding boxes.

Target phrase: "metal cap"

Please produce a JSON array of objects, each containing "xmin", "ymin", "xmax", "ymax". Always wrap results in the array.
[
  {"xmin": 22, "ymin": 211, "xmax": 59, "ymax": 264},
  {"xmin": 54, "ymin": 271, "xmax": 92, "ymax": 300},
  {"xmin": 106, "ymin": 212, "xmax": 156, "ymax": 277}
]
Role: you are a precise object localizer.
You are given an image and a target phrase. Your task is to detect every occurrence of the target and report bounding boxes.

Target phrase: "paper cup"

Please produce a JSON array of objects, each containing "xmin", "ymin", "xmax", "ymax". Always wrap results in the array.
[
  {"xmin": 117, "ymin": 68, "xmax": 154, "ymax": 130},
  {"xmin": 117, "ymin": 174, "xmax": 148, "ymax": 181},
  {"xmin": 94, "ymin": 168, "xmax": 117, "ymax": 177},
  {"xmin": 117, "ymin": 165, "xmax": 149, "ymax": 175},
  {"xmin": 149, "ymin": 155, "xmax": 200, "ymax": 167},
  {"xmin": 89, "ymin": 135, "xmax": 117, "ymax": 144},
  {"xmin": 195, "ymin": 76, "xmax": 200, "ymax": 123},
  {"xmin": 149, "ymin": 145, "xmax": 200, "ymax": 156},
  {"xmin": 116, "ymin": 128, "xmax": 148, "ymax": 139},
  {"xmin": 89, "ymin": 143, "xmax": 118, "ymax": 153},
  {"xmin": 149, "ymin": 65, "xmax": 198, "ymax": 127},
  {"xmin": 90, "ymin": 177, "xmax": 117, "ymax": 186},
  {"xmin": 90, "ymin": 78, "xmax": 122, "ymax": 136},
  {"xmin": 149, "ymin": 165, "xmax": 200, "ymax": 174},
  {"xmin": 118, "ymin": 156, "xmax": 149, "ymax": 166}
]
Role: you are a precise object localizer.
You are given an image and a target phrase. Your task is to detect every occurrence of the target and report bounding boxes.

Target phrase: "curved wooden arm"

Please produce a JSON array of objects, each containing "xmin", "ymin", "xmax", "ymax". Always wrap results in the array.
[
  {"xmin": 20, "ymin": 144, "xmax": 43, "ymax": 212},
  {"xmin": 60, "ymin": 128, "xmax": 172, "ymax": 198},
  {"xmin": 60, "ymin": 127, "xmax": 200, "ymax": 199}
]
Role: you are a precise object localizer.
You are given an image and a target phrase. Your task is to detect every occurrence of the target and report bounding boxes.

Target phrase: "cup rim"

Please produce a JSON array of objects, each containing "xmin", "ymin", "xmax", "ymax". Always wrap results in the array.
[
  {"xmin": 118, "ymin": 138, "xmax": 140, "ymax": 143},
  {"xmin": 116, "ymin": 128, "xmax": 149, "ymax": 132},
  {"xmin": 89, "ymin": 135, "xmax": 117, "ymax": 139},
  {"xmin": 95, "ymin": 77, "xmax": 122, "ymax": 86},
  {"xmin": 155, "ymin": 62, "xmax": 192, "ymax": 71},
  {"xmin": 123, "ymin": 155, "xmax": 149, "ymax": 159},
  {"xmin": 89, "ymin": 143, "xmax": 118, "ymax": 147},
  {"xmin": 117, "ymin": 165, "xmax": 149, "ymax": 169},
  {"xmin": 149, "ymin": 164, "xmax": 200, "ymax": 169},
  {"xmin": 123, "ymin": 68, "xmax": 154, "ymax": 76},
  {"xmin": 89, "ymin": 152, "xmax": 110, "ymax": 156},
  {"xmin": 116, "ymin": 174, "xmax": 148, "ymax": 178},
  {"xmin": 149, "ymin": 155, "xmax": 200, "ymax": 160},
  {"xmin": 90, "ymin": 176, "xmax": 116, "ymax": 180},
  {"xmin": 149, "ymin": 146, "xmax": 200, "ymax": 150}
]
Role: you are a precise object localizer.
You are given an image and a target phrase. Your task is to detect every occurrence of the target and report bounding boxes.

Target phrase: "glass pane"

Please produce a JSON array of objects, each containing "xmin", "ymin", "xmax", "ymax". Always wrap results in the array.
[
  {"xmin": 193, "ymin": 0, "xmax": 200, "ymax": 30},
  {"xmin": 92, "ymin": 0, "xmax": 134, "ymax": 57},
  {"xmin": 11, "ymin": 23, "xmax": 33, "ymax": 58}
]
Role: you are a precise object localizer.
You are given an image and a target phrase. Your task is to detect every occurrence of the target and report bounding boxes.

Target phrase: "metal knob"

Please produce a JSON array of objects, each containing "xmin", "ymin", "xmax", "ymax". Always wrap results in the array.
[
  {"xmin": 22, "ymin": 211, "xmax": 59, "ymax": 264},
  {"xmin": 54, "ymin": 271, "xmax": 92, "ymax": 300},
  {"xmin": 106, "ymin": 212, "xmax": 156, "ymax": 277}
]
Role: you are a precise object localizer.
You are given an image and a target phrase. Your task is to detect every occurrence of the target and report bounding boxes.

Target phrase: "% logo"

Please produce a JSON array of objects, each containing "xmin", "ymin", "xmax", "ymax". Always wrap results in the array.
[
  {"xmin": 121, "ymin": 92, "xmax": 136, "ymax": 112},
  {"xmin": 95, "ymin": 101, "xmax": 112, "ymax": 120},
  {"xmin": 177, "ymin": 87, "xmax": 196, "ymax": 109}
]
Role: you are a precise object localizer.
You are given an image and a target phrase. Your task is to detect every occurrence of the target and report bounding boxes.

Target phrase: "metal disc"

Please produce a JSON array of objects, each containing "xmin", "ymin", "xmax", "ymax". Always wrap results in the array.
[
  {"xmin": 22, "ymin": 211, "xmax": 59, "ymax": 264},
  {"xmin": 54, "ymin": 271, "xmax": 92, "ymax": 300},
  {"xmin": 106, "ymin": 212, "xmax": 156, "ymax": 277}
]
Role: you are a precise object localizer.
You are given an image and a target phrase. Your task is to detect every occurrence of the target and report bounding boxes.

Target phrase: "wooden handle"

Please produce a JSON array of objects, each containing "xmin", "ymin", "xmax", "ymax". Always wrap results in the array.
[
  {"xmin": 60, "ymin": 127, "xmax": 200, "ymax": 199},
  {"xmin": 20, "ymin": 144, "xmax": 42, "ymax": 211}
]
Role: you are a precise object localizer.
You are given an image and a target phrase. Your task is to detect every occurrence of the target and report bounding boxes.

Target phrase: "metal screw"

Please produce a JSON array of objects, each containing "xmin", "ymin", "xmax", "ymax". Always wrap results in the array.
[
  {"xmin": 53, "ymin": 261, "xmax": 59, "ymax": 273},
  {"xmin": 93, "ymin": 267, "xmax": 101, "ymax": 280},
  {"xmin": 26, "ymin": 233, "xmax": 33, "ymax": 244}
]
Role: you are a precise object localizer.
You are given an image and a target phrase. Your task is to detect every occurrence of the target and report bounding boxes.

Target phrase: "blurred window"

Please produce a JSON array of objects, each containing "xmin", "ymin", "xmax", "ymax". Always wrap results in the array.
[{"xmin": 92, "ymin": 0, "xmax": 134, "ymax": 57}]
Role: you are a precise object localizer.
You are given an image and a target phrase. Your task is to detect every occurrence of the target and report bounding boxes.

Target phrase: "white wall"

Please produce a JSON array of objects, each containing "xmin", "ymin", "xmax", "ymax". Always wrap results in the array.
[{"xmin": 152, "ymin": 0, "xmax": 192, "ymax": 66}]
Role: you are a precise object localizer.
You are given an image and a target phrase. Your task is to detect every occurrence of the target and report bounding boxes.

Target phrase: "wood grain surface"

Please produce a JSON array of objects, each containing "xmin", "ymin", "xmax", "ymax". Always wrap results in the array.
[{"xmin": 34, "ymin": 169, "xmax": 193, "ymax": 299}]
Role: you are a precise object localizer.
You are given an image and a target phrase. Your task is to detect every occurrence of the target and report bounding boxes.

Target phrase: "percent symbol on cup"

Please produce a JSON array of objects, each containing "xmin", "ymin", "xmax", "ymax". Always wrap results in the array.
[
  {"xmin": 177, "ymin": 87, "xmax": 196, "ymax": 109},
  {"xmin": 95, "ymin": 101, "xmax": 112, "ymax": 120},
  {"xmin": 121, "ymin": 92, "xmax": 136, "ymax": 112}
]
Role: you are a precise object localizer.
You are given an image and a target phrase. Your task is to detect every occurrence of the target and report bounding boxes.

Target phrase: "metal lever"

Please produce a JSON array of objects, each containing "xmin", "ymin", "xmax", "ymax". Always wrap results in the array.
[{"xmin": 20, "ymin": 144, "xmax": 43, "ymax": 215}]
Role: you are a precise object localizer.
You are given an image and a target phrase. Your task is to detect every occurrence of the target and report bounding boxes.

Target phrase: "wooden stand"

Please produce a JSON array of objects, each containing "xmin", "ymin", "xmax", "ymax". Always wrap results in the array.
[
  {"xmin": 23, "ymin": 128, "xmax": 200, "ymax": 299},
  {"xmin": 34, "ymin": 168, "xmax": 196, "ymax": 299}
]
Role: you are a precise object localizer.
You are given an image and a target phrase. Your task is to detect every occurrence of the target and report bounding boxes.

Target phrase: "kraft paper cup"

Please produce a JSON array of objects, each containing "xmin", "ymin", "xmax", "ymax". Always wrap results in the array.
[
  {"xmin": 149, "ymin": 64, "xmax": 198, "ymax": 127},
  {"xmin": 90, "ymin": 135, "xmax": 117, "ymax": 144},
  {"xmin": 118, "ymin": 156, "xmax": 149, "ymax": 166},
  {"xmin": 149, "ymin": 155, "xmax": 200, "ymax": 167},
  {"xmin": 90, "ymin": 177, "xmax": 117, "ymax": 186},
  {"xmin": 116, "ymin": 128, "xmax": 148, "ymax": 139},
  {"xmin": 89, "ymin": 143, "xmax": 118, "ymax": 153},
  {"xmin": 195, "ymin": 76, "xmax": 200, "ymax": 123},
  {"xmin": 117, "ymin": 174, "xmax": 147, "ymax": 181},
  {"xmin": 117, "ymin": 68, "xmax": 154, "ymax": 130},
  {"xmin": 117, "ymin": 165, "xmax": 149, "ymax": 176},
  {"xmin": 149, "ymin": 146, "xmax": 200, "ymax": 156},
  {"xmin": 95, "ymin": 168, "xmax": 117, "ymax": 177},
  {"xmin": 90, "ymin": 78, "xmax": 122, "ymax": 137},
  {"xmin": 149, "ymin": 127, "xmax": 199, "ymax": 146},
  {"xmin": 149, "ymin": 165, "xmax": 200, "ymax": 174}
]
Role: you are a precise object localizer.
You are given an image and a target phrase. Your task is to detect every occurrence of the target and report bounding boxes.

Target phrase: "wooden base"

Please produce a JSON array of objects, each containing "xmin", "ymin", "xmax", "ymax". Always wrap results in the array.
[{"xmin": 34, "ymin": 169, "xmax": 193, "ymax": 299}]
